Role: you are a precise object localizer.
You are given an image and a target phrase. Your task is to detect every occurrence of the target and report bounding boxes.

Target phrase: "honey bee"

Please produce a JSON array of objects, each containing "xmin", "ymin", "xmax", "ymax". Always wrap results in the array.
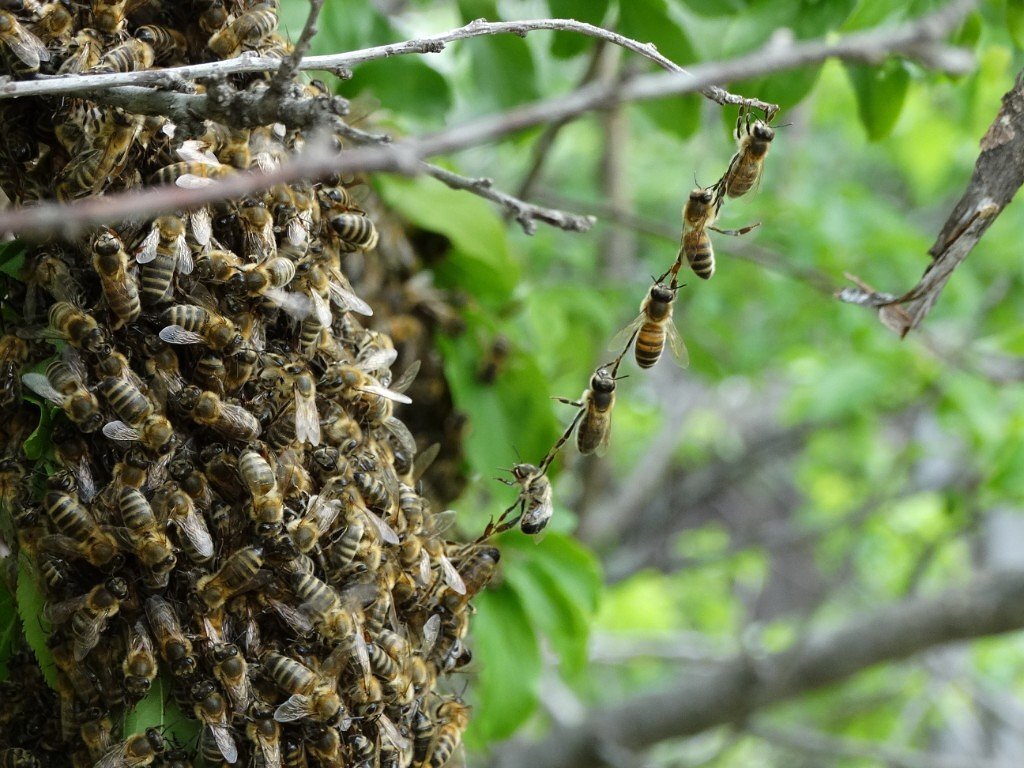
[
  {"xmin": 21, "ymin": 248, "xmax": 84, "ymax": 320},
  {"xmin": 194, "ymin": 248, "xmax": 241, "ymax": 283},
  {"xmin": 263, "ymin": 652, "xmax": 344, "ymax": 724},
  {"xmin": 160, "ymin": 305, "xmax": 243, "ymax": 353},
  {"xmin": 211, "ymin": 643, "xmax": 252, "ymax": 712},
  {"xmin": 0, "ymin": 10, "xmax": 49, "ymax": 73},
  {"xmin": 440, "ymin": 545, "xmax": 499, "ymax": 617},
  {"xmin": 118, "ymin": 487, "xmax": 176, "ymax": 588},
  {"xmin": 58, "ymin": 28, "xmax": 103, "ymax": 73},
  {"xmin": 245, "ymin": 703, "xmax": 281, "ymax": 768},
  {"xmin": 100, "ymin": 377, "xmax": 177, "ymax": 454},
  {"xmin": 261, "ymin": 357, "xmax": 321, "ymax": 446},
  {"xmin": 236, "ymin": 198, "xmax": 276, "ymax": 260},
  {"xmin": 611, "ymin": 281, "xmax": 688, "ymax": 369},
  {"xmin": 91, "ymin": 0, "xmax": 127, "ymax": 34},
  {"xmin": 196, "ymin": 0, "xmax": 227, "ymax": 36},
  {"xmin": 92, "ymin": 37, "xmax": 154, "ymax": 72},
  {"xmin": 43, "ymin": 577, "xmax": 129, "ymax": 661},
  {"xmin": 207, "ymin": 2, "xmax": 277, "ymax": 57},
  {"xmin": 55, "ymin": 110, "xmax": 142, "ymax": 199},
  {"xmin": 423, "ymin": 700, "xmax": 470, "ymax": 768},
  {"xmin": 239, "ymin": 447, "xmax": 283, "ymax": 531},
  {"xmin": 554, "ymin": 366, "xmax": 619, "ymax": 456},
  {"xmin": 148, "ymin": 158, "xmax": 231, "ymax": 188},
  {"xmin": 23, "ymin": 361, "xmax": 104, "ymax": 433},
  {"xmin": 45, "ymin": 301, "xmax": 110, "ymax": 355},
  {"xmin": 122, "ymin": 621, "xmax": 158, "ymax": 703},
  {"xmin": 302, "ymin": 725, "xmax": 342, "ymax": 767},
  {"xmin": 482, "ymin": 462, "xmax": 553, "ymax": 537},
  {"xmin": 723, "ymin": 109, "xmax": 775, "ymax": 198},
  {"xmin": 0, "ymin": 334, "xmax": 28, "ymax": 410},
  {"xmin": 286, "ymin": 493, "xmax": 343, "ymax": 554},
  {"xmin": 190, "ymin": 679, "xmax": 238, "ymax": 764},
  {"xmin": 318, "ymin": 186, "xmax": 378, "ymax": 251},
  {"xmin": 133, "ymin": 25, "xmax": 186, "ymax": 64},
  {"xmin": 174, "ymin": 386, "xmax": 261, "ymax": 441},
  {"xmin": 319, "ymin": 357, "xmax": 411, "ymax": 428},
  {"xmin": 137, "ymin": 215, "xmax": 193, "ymax": 306},
  {"xmin": 154, "ymin": 481, "xmax": 214, "ymax": 566},
  {"xmin": 292, "ymin": 256, "xmax": 373, "ymax": 331},
  {"xmin": 678, "ymin": 186, "xmax": 719, "ymax": 281},
  {"xmin": 275, "ymin": 445, "xmax": 312, "ymax": 499},
  {"xmin": 195, "ymin": 545, "xmax": 264, "ymax": 610},
  {"xmin": 94, "ymin": 729, "xmax": 166, "ymax": 768},
  {"xmin": 79, "ymin": 707, "xmax": 116, "ymax": 763},
  {"xmin": 0, "ymin": 749, "xmax": 43, "ymax": 768},
  {"xmin": 144, "ymin": 595, "xmax": 198, "ymax": 678},
  {"xmin": 32, "ymin": 1, "xmax": 74, "ymax": 43},
  {"xmin": 90, "ymin": 231, "xmax": 141, "ymax": 331}
]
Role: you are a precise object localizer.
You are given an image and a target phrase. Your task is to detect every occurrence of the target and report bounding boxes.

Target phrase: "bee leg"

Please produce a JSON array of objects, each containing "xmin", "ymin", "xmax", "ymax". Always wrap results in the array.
[{"xmin": 540, "ymin": 406, "xmax": 586, "ymax": 474}]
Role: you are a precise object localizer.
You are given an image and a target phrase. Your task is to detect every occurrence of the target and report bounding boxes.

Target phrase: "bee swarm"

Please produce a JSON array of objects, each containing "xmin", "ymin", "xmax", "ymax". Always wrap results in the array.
[{"xmin": 0, "ymin": 2, "xmax": 486, "ymax": 767}]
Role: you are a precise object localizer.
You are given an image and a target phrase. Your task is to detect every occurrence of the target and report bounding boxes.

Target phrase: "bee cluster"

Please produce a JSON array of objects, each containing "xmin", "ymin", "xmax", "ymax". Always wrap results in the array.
[
  {"xmin": 0, "ymin": 2, "xmax": 489, "ymax": 767},
  {"xmin": 484, "ymin": 107, "xmax": 777, "ymax": 540}
]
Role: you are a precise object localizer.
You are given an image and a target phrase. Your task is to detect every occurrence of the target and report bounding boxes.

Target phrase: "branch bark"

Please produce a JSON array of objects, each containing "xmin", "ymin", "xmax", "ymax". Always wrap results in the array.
[
  {"xmin": 838, "ymin": 67, "xmax": 1024, "ymax": 336},
  {"xmin": 0, "ymin": 1, "xmax": 976, "ymax": 238},
  {"xmin": 491, "ymin": 568, "xmax": 1024, "ymax": 768}
]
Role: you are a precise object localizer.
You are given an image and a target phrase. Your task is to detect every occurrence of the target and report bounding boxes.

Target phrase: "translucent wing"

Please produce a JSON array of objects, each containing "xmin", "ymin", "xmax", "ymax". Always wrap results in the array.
[
  {"xmin": 311, "ymin": 290, "xmax": 332, "ymax": 327},
  {"xmin": 361, "ymin": 507, "xmax": 400, "ymax": 546},
  {"xmin": 6, "ymin": 24, "xmax": 48, "ymax": 68},
  {"xmin": 352, "ymin": 630, "xmax": 372, "ymax": 684},
  {"xmin": 176, "ymin": 237, "xmax": 194, "ymax": 275},
  {"xmin": 421, "ymin": 613, "xmax": 440, "ymax": 654},
  {"xmin": 102, "ymin": 420, "xmax": 142, "ymax": 441},
  {"xmin": 383, "ymin": 417, "xmax": 416, "ymax": 458},
  {"xmin": 417, "ymin": 549, "xmax": 432, "ymax": 585},
  {"xmin": 391, "ymin": 360, "xmax": 421, "ymax": 394},
  {"xmin": 359, "ymin": 383, "xmax": 411, "ymax": 405},
  {"xmin": 608, "ymin": 312, "xmax": 644, "ymax": 353},
  {"xmin": 95, "ymin": 742, "xmax": 131, "ymax": 768},
  {"xmin": 274, "ymin": 694, "xmax": 313, "ymax": 723},
  {"xmin": 174, "ymin": 510, "xmax": 214, "ymax": 558},
  {"xmin": 412, "ymin": 442, "xmax": 441, "ymax": 482},
  {"xmin": 266, "ymin": 596, "xmax": 315, "ymax": 635},
  {"xmin": 42, "ymin": 594, "xmax": 85, "ymax": 624},
  {"xmin": 427, "ymin": 509, "xmax": 457, "ymax": 537},
  {"xmin": 287, "ymin": 219, "xmax": 307, "ymax": 247},
  {"xmin": 377, "ymin": 713, "xmax": 410, "ymax": 750},
  {"xmin": 21, "ymin": 372, "xmax": 62, "ymax": 405},
  {"xmin": 177, "ymin": 175, "xmax": 219, "ymax": 189},
  {"xmin": 294, "ymin": 386, "xmax": 321, "ymax": 446},
  {"xmin": 438, "ymin": 553, "xmax": 466, "ymax": 595},
  {"xmin": 663, "ymin": 321, "xmax": 689, "ymax": 369},
  {"xmin": 176, "ymin": 141, "xmax": 219, "ymax": 164},
  {"xmin": 209, "ymin": 723, "xmax": 238, "ymax": 764},
  {"xmin": 328, "ymin": 282, "xmax": 373, "ymax": 316},
  {"xmin": 159, "ymin": 325, "xmax": 204, "ymax": 345},
  {"xmin": 358, "ymin": 347, "xmax": 397, "ymax": 373},
  {"xmin": 264, "ymin": 288, "xmax": 313, "ymax": 321},
  {"xmin": 135, "ymin": 226, "xmax": 160, "ymax": 264}
]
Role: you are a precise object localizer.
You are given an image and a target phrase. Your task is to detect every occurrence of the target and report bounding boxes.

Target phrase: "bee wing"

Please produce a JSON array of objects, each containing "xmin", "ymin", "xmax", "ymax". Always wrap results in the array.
[
  {"xmin": 309, "ymin": 496, "xmax": 344, "ymax": 537},
  {"xmin": 135, "ymin": 226, "xmax": 160, "ymax": 263},
  {"xmin": 268, "ymin": 596, "xmax": 316, "ymax": 635},
  {"xmin": 253, "ymin": 151, "xmax": 278, "ymax": 173},
  {"xmin": 177, "ymin": 174, "xmax": 219, "ymax": 189},
  {"xmin": 128, "ymin": 620, "xmax": 154, "ymax": 656},
  {"xmin": 287, "ymin": 219, "xmax": 307, "ymax": 247},
  {"xmin": 438, "ymin": 553, "xmax": 466, "ymax": 595},
  {"xmin": 21, "ymin": 372, "xmax": 62, "ymax": 405},
  {"xmin": 95, "ymin": 742, "xmax": 131, "ymax": 768},
  {"xmin": 174, "ymin": 510, "xmax": 214, "ymax": 558},
  {"xmin": 663, "ymin": 320, "xmax": 690, "ymax": 369},
  {"xmin": 359, "ymin": 383, "xmax": 411, "ymax": 405},
  {"xmin": 176, "ymin": 237, "xmax": 194, "ymax": 275},
  {"xmin": 102, "ymin": 420, "xmax": 142, "ymax": 442},
  {"xmin": 225, "ymin": 673, "xmax": 252, "ymax": 713},
  {"xmin": 412, "ymin": 442, "xmax": 441, "ymax": 482},
  {"xmin": 159, "ymin": 325, "xmax": 204, "ymax": 345},
  {"xmin": 353, "ymin": 629, "xmax": 373, "ymax": 684},
  {"xmin": 328, "ymin": 282, "xmax": 373, "ymax": 316},
  {"xmin": 60, "ymin": 345, "xmax": 89, "ymax": 382},
  {"xmin": 273, "ymin": 694, "xmax": 314, "ymax": 723},
  {"xmin": 264, "ymin": 288, "xmax": 313, "ymax": 321},
  {"xmin": 377, "ymin": 713, "xmax": 411, "ymax": 751},
  {"xmin": 421, "ymin": 613, "xmax": 440, "ymax": 654},
  {"xmin": 608, "ymin": 312, "xmax": 644, "ymax": 353},
  {"xmin": 72, "ymin": 458, "xmax": 97, "ymax": 503},
  {"xmin": 390, "ymin": 360, "xmax": 420, "ymax": 395},
  {"xmin": 383, "ymin": 416, "xmax": 416, "ymax": 458},
  {"xmin": 7, "ymin": 23, "xmax": 48, "ymax": 68},
  {"xmin": 361, "ymin": 507, "xmax": 400, "ymax": 546},
  {"xmin": 208, "ymin": 723, "xmax": 238, "ymax": 764},
  {"xmin": 294, "ymin": 387, "xmax": 321, "ymax": 447},
  {"xmin": 417, "ymin": 548, "xmax": 432, "ymax": 586},
  {"xmin": 42, "ymin": 594, "xmax": 85, "ymax": 624},
  {"xmin": 311, "ymin": 290, "xmax": 332, "ymax": 327},
  {"xmin": 176, "ymin": 141, "xmax": 219, "ymax": 164},
  {"xmin": 220, "ymin": 402, "xmax": 262, "ymax": 438},
  {"xmin": 254, "ymin": 732, "xmax": 282, "ymax": 768},
  {"xmin": 190, "ymin": 208, "xmax": 212, "ymax": 247},
  {"xmin": 358, "ymin": 347, "xmax": 397, "ymax": 374},
  {"xmin": 427, "ymin": 509, "xmax": 457, "ymax": 537}
]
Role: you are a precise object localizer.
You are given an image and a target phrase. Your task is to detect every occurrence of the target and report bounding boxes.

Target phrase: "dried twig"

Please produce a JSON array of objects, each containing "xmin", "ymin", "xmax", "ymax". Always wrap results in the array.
[
  {"xmin": 268, "ymin": 0, "xmax": 324, "ymax": 94},
  {"xmin": 838, "ymin": 68, "xmax": 1024, "ymax": 337},
  {"xmin": 0, "ymin": 2, "xmax": 976, "ymax": 238}
]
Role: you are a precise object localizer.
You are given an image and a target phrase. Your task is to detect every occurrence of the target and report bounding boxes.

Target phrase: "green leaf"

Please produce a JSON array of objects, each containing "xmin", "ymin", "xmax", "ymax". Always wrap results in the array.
[
  {"xmin": 954, "ymin": 10, "xmax": 982, "ymax": 49},
  {"xmin": 845, "ymin": 60, "xmax": 912, "ymax": 141},
  {"xmin": 0, "ymin": 577, "xmax": 16, "ymax": 679},
  {"xmin": 0, "ymin": 240, "xmax": 27, "ymax": 280},
  {"xmin": 1008, "ymin": 0, "xmax": 1024, "ymax": 49},
  {"xmin": 123, "ymin": 676, "xmax": 200, "ymax": 745},
  {"xmin": 507, "ymin": 532, "xmax": 603, "ymax": 614},
  {"xmin": 547, "ymin": 0, "xmax": 610, "ymax": 58},
  {"xmin": 16, "ymin": 561, "xmax": 56, "ymax": 689},
  {"xmin": 732, "ymin": 66, "xmax": 823, "ymax": 115},
  {"xmin": 795, "ymin": 0, "xmax": 858, "ymax": 38},
  {"xmin": 22, "ymin": 403, "xmax": 51, "ymax": 461},
  {"xmin": 680, "ymin": 0, "xmax": 747, "ymax": 16},
  {"xmin": 458, "ymin": 0, "xmax": 540, "ymax": 110},
  {"xmin": 636, "ymin": 93, "xmax": 702, "ymax": 141},
  {"xmin": 465, "ymin": 586, "xmax": 540, "ymax": 746},
  {"xmin": 841, "ymin": 0, "xmax": 902, "ymax": 32},
  {"xmin": 376, "ymin": 176, "xmax": 519, "ymax": 307}
]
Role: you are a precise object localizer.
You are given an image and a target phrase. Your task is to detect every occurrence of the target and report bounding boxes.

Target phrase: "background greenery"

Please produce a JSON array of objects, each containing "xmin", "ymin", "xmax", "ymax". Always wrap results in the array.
[{"xmin": 6, "ymin": 0, "xmax": 1024, "ymax": 764}]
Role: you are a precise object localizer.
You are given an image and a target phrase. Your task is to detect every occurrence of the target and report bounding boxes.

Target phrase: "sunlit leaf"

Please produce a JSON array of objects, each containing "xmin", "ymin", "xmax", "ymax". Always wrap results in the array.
[
  {"xmin": 0, "ymin": 240, "xmax": 27, "ymax": 280},
  {"xmin": 846, "ymin": 59, "xmax": 912, "ymax": 140},
  {"xmin": 1008, "ymin": 0, "xmax": 1024, "ymax": 49},
  {"xmin": 15, "ymin": 562, "xmax": 56, "ymax": 689},
  {"xmin": 458, "ymin": 0, "xmax": 540, "ymax": 110}
]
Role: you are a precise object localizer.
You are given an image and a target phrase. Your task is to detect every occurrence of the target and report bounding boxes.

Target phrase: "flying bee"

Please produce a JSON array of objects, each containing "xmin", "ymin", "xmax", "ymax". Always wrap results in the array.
[
  {"xmin": 190, "ymin": 679, "xmax": 238, "ymax": 764},
  {"xmin": 207, "ymin": 2, "xmax": 277, "ymax": 57},
  {"xmin": 118, "ymin": 487, "xmax": 176, "ymax": 588},
  {"xmin": 154, "ymin": 481, "xmax": 214, "ymax": 566},
  {"xmin": 91, "ymin": 37, "xmax": 154, "ymax": 72},
  {"xmin": 99, "ymin": 378, "xmax": 176, "ymax": 455},
  {"xmin": 0, "ymin": 334, "xmax": 28, "ymax": 410},
  {"xmin": 723, "ymin": 109, "xmax": 775, "ymax": 198},
  {"xmin": 145, "ymin": 595, "xmax": 198, "ymax": 679},
  {"xmin": 43, "ymin": 576, "xmax": 129, "ymax": 661},
  {"xmin": 263, "ymin": 652, "xmax": 345, "ymax": 724},
  {"xmin": 210, "ymin": 643, "xmax": 252, "ymax": 712},
  {"xmin": 195, "ymin": 545, "xmax": 264, "ymax": 610},
  {"xmin": 160, "ymin": 305, "xmax": 243, "ymax": 353},
  {"xmin": 23, "ymin": 360, "xmax": 104, "ymax": 433},
  {"xmin": 137, "ymin": 215, "xmax": 193, "ymax": 306},
  {"xmin": 612, "ymin": 281, "xmax": 688, "ymax": 369},
  {"xmin": 174, "ymin": 386, "xmax": 261, "ymax": 441},
  {"xmin": 89, "ymin": 231, "xmax": 139, "ymax": 331},
  {"xmin": 134, "ymin": 25, "xmax": 186, "ymax": 64},
  {"xmin": 245, "ymin": 703, "xmax": 281, "ymax": 768},
  {"xmin": 45, "ymin": 301, "xmax": 110, "ymax": 355},
  {"xmin": 0, "ymin": 10, "xmax": 49, "ymax": 74},
  {"xmin": 122, "ymin": 621, "xmax": 158, "ymax": 704}
]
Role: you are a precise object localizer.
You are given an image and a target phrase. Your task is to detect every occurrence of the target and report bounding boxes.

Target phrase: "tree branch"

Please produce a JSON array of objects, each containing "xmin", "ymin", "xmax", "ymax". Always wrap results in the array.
[
  {"xmin": 491, "ymin": 567, "xmax": 1024, "ymax": 768},
  {"xmin": 838, "ymin": 67, "xmax": 1024, "ymax": 337},
  {"xmin": 0, "ymin": 1, "xmax": 976, "ymax": 238}
]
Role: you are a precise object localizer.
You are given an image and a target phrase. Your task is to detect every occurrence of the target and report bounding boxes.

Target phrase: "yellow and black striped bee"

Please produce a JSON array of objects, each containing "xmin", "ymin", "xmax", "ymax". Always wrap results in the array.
[
  {"xmin": 42, "ymin": 576, "xmax": 129, "ymax": 661},
  {"xmin": 611, "ymin": 281, "xmax": 688, "ymax": 369},
  {"xmin": 554, "ymin": 365, "xmax": 620, "ymax": 456},
  {"xmin": 723, "ymin": 110, "xmax": 775, "ymax": 198},
  {"xmin": 206, "ymin": 2, "xmax": 277, "ymax": 57},
  {"xmin": 91, "ymin": 229, "xmax": 141, "ymax": 330},
  {"xmin": 137, "ymin": 215, "xmax": 193, "ymax": 306},
  {"xmin": 22, "ymin": 359, "xmax": 104, "ymax": 433},
  {"xmin": 0, "ymin": 10, "xmax": 49, "ymax": 74}
]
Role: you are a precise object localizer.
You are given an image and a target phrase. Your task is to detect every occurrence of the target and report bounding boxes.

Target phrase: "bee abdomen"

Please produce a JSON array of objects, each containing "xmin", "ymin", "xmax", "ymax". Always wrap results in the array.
[
  {"xmin": 682, "ymin": 230, "xmax": 714, "ymax": 280},
  {"xmin": 635, "ymin": 321, "xmax": 666, "ymax": 369}
]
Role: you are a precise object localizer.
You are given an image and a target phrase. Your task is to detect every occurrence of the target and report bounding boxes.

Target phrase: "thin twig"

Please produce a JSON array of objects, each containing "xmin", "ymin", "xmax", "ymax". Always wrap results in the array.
[
  {"xmin": 0, "ymin": 3, "xmax": 976, "ymax": 238},
  {"xmin": 0, "ymin": 18, "xmax": 774, "ymax": 114},
  {"xmin": 268, "ymin": 0, "xmax": 324, "ymax": 94}
]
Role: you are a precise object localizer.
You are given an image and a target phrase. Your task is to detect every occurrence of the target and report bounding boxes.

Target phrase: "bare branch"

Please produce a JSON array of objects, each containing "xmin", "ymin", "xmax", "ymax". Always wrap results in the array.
[
  {"xmin": 749, "ymin": 722, "xmax": 1019, "ymax": 768},
  {"xmin": 0, "ymin": 2, "xmax": 976, "ymax": 238},
  {"xmin": 838, "ymin": 67, "xmax": 1023, "ymax": 337},
  {"xmin": 0, "ymin": 18, "xmax": 773, "ymax": 113},
  {"xmin": 492, "ymin": 567, "xmax": 1024, "ymax": 768},
  {"xmin": 268, "ymin": 0, "xmax": 325, "ymax": 94}
]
